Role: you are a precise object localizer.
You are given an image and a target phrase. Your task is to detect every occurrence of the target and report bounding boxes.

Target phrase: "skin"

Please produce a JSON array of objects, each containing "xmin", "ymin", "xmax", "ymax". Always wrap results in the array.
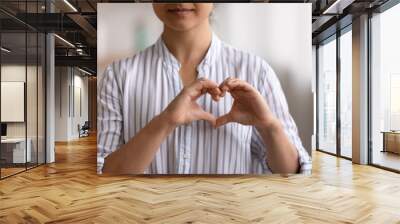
[
  {"xmin": 102, "ymin": 3, "xmax": 300, "ymax": 174},
  {"xmin": 153, "ymin": 3, "xmax": 213, "ymax": 86}
]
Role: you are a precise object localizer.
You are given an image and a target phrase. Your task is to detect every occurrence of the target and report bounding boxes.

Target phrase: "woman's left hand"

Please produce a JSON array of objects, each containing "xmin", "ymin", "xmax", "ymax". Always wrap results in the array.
[{"xmin": 215, "ymin": 77, "xmax": 278, "ymax": 129}]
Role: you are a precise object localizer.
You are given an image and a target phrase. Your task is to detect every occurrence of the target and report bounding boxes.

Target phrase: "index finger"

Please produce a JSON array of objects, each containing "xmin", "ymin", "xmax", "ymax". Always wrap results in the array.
[
  {"xmin": 191, "ymin": 78, "xmax": 219, "ymax": 92},
  {"xmin": 186, "ymin": 78, "xmax": 221, "ymax": 100},
  {"xmin": 220, "ymin": 78, "xmax": 253, "ymax": 92}
]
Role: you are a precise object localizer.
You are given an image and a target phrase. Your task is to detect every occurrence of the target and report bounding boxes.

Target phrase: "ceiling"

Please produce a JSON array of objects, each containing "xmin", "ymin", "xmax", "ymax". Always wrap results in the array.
[{"xmin": 310, "ymin": 0, "xmax": 391, "ymax": 43}]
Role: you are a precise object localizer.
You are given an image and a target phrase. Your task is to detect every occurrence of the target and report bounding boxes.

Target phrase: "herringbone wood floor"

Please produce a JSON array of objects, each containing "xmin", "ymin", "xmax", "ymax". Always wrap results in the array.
[{"xmin": 1, "ymin": 135, "xmax": 400, "ymax": 224}]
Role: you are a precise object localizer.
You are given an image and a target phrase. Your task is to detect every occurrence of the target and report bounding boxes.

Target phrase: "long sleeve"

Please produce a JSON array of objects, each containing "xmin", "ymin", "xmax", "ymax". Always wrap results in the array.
[
  {"xmin": 97, "ymin": 64, "xmax": 124, "ymax": 174},
  {"xmin": 250, "ymin": 62, "xmax": 312, "ymax": 174}
]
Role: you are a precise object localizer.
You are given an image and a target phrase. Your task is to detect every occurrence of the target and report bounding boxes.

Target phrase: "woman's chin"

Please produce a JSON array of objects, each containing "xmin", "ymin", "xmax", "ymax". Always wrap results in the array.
[{"xmin": 165, "ymin": 22, "xmax": 198, "ymax": 32}]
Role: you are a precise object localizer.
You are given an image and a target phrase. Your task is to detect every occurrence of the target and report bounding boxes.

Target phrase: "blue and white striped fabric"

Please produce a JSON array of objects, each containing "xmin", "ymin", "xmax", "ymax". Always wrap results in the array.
[{"xmin": 97, "ymin": 33, "xmax": 312, "ymax": 174}]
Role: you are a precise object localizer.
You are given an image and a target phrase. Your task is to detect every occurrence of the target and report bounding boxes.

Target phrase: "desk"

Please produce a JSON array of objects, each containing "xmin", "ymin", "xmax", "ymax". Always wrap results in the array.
[
  {"xmin": 381, "ymin": 131, "xmax": 400, "ymax": 154},
  {"xmin": 1, "ymin": 138, "xmax": 31, "ymax": 164}
]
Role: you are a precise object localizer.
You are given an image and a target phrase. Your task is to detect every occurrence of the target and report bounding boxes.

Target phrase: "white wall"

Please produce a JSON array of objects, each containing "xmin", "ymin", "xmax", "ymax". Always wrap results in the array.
[
  {"xmin": 54, "ymin": 67, "xmax": 89, "ymax": 141},
  {"xmin": 1, "ymin": 65, "xmax": 40, "ymax": 138},
  {"xmin": 98, "ymin": 3, "xmax": 313, "ymax": 153},
  {"xmin": 1, "ymin": 82, "xmax": 25, "ymax": 123},
  {"xmin": 72, "ymin": 73, "xmax": 89, "ymax": 138},
  {"xmin": 55, "ymin": 67, "xmax": 69, "ymax": 141}
]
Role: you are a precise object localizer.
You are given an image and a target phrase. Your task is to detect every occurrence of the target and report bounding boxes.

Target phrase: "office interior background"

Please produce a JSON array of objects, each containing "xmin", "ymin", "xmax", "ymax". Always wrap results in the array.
[
  {"xmin": 314, "ymin": 0, "xmax": 400, "ymax": 172},
  {"xmin": 0, "ymin": 0, "xmax": 97, "ymax": 178},
  {"xmin": 0, "ymin": 0, "xmax": 400, "ymax": 222},
  {"xmin": 1, "ymin": 0, "xmax": 399, "ymax": 178}
]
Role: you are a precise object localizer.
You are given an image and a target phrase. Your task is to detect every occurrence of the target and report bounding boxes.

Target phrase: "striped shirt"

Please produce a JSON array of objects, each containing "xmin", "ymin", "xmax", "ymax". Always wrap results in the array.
[{"xmin": 97, "ymin": 33, "xmax": 312, "ymax": 174}]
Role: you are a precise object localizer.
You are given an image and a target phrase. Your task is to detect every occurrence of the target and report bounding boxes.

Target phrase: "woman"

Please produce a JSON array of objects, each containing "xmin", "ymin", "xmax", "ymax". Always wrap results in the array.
[{"xmin": 98, "ymin": 3, "xmax": 311, "ymax": 174}]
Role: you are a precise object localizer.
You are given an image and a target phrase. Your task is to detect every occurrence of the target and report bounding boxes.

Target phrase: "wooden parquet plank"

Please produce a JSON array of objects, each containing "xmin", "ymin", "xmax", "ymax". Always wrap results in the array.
[{"xmin": 0, "ymin": 135, "xmax": 400, "ymax": 223}]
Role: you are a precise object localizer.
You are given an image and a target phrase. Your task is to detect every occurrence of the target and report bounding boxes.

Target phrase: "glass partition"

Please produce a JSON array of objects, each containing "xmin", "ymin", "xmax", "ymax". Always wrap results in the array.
[
  {"xmin": 339, "ymin": 28, "xmax": 352, "ymax": 158},
  {"xmin": 1, "ymin": 31, "xmax": 28, "ymax": 177},
  {"xmin": 0, "ymin": 1, "xmax": 46, "ymax": 179},
  {"xmin": 27, "ymin": 31, "xmax": 38, "ymax": 169},
  {"xmin": 38, "ymin": 32, "xmax": 45, "ymax": 165},
  {"xmin": 317, "ymin": 36, "xmax": 337, "ymax": 155}
]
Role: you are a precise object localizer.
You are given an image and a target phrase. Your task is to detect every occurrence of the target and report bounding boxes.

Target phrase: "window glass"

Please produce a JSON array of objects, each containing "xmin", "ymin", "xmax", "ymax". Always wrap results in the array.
[
  {"xmin": 371, "ymin": 3, "xmax": 400, "ymax": 171},
  {"xmin": 340, "ymin": 29, "xmax": 352, "ymax": 158},
  {"xmin": 318, "ymin": 37, "xmax": 337, "ymax": 154}
]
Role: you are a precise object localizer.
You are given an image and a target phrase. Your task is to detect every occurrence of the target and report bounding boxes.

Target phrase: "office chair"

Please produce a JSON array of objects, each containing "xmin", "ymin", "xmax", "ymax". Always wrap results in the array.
[{"xmin": 79, "ymin": 121, "xmax": 90, "ymax": 138}]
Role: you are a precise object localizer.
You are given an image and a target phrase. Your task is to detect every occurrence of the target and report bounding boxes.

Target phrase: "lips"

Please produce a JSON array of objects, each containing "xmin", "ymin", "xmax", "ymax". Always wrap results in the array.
[{"xmin": 167, "ymin": 8, "xmax": 195, "ymax": 16}]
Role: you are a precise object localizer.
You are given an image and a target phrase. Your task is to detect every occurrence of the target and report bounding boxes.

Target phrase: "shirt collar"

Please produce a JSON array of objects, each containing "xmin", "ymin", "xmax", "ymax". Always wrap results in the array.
[{"xmin": 156, "ymin": 32, "xmax": 221, "ymax": 70}]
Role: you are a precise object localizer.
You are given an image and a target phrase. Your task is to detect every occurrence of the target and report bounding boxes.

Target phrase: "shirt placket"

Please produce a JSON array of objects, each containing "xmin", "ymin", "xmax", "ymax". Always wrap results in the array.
[
  {"xmin": 182, "ymin": 126, "xmax": 192, "ymax": 174},
  {"xmin": 170, "ymin": 66, "xmax": 192, "ymax": 174}
]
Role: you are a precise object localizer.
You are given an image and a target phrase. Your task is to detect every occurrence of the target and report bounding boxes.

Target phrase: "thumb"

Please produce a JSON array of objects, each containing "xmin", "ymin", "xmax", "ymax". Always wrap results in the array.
[{"xmin": 215, "ymin": 113, "xmax": 233, "ymax": 128}]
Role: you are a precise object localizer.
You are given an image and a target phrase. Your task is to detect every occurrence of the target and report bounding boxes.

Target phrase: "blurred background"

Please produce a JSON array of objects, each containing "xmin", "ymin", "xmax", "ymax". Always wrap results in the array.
[{"xmin": 97, "ymin": 3, "xmax": 313, "ymax": 154}]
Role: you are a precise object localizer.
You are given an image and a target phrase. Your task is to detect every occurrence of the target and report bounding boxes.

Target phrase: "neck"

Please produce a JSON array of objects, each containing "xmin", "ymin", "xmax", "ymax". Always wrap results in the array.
[{"xmin": 161, "ymin": 21, "xmax": 212, "ymax": 65}]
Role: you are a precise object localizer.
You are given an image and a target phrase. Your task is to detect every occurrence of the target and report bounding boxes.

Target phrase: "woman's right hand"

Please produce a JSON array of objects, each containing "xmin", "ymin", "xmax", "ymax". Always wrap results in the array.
[{"xmin": 161, "ymin": 78, "xmax": 222, "ymax": 127}]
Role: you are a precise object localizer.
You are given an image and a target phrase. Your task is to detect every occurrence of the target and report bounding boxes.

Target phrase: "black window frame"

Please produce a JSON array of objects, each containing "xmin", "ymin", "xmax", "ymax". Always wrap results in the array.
[{"xmin": 315, "ymin": 22, "xmax": 353, "ymax": 161}]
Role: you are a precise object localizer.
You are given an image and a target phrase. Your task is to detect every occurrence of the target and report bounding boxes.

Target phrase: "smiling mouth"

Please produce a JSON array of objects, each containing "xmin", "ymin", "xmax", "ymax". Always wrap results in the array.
[{"xmin": 167, "ymin": 8, "xmax": 195, "ymax": 16}]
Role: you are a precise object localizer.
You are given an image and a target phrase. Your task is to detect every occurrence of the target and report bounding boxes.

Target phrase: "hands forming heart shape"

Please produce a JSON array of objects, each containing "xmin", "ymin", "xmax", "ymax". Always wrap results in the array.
[{"xmin": 162, "ymin": 77, "xmax": 277, "ymax": 129}]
